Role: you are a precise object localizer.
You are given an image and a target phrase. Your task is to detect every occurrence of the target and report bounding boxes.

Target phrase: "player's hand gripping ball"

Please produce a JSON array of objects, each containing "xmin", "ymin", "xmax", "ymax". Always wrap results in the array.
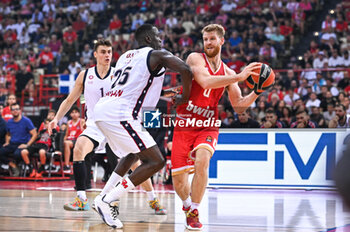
[{"xmin": 245, "ymin": 63, "xmax": 275, "ymax": 95}]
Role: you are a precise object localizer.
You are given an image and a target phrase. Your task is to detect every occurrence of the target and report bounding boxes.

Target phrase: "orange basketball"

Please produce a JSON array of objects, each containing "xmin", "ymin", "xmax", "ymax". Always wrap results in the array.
[{"xmin": 245, "ymin": 63, "xmax": 275, "ymax": 94}]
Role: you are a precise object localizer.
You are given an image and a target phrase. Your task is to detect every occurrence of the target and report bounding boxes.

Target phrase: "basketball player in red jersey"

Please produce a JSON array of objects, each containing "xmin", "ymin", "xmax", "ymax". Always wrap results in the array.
[{"xmin": 172, "ymin": 24, "xmax": 266, "ymax": 230}]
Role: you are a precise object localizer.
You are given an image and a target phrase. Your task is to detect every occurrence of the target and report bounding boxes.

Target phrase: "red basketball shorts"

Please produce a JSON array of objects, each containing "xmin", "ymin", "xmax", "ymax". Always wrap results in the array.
[{"xmin": 171, "ymin": 127, "xmax": 219, "ymax": 176}]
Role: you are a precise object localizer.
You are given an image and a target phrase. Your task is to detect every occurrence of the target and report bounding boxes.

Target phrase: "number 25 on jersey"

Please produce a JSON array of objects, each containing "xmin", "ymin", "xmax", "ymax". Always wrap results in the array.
[{"xmin": 111, "ymin": 66, "xmax": 132, "ymax": 88}]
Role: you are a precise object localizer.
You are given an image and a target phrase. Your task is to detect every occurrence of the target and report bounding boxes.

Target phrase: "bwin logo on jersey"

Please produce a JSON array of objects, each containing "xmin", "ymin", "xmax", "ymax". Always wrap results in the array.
[{"xmin": 143, "ymin": 109, "xmax": 161, "ymax": 128}]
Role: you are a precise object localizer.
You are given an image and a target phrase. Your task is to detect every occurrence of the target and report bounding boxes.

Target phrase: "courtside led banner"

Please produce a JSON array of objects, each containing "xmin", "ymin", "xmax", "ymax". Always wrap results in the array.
[{"xmin": 209, "ymin": 129, "xmax": 350, "ymax": 189}]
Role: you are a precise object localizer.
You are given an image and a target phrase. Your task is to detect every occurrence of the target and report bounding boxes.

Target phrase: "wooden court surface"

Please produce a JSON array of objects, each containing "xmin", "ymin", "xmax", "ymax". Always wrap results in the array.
[{"xmin": 1, "ymin": 183, "xmax": 350, "ymax": 231}]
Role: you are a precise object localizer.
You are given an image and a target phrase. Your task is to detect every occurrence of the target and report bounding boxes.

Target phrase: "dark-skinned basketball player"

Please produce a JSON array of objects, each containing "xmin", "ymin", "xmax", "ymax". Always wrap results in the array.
[{"xmin": 93, "ymin": 24, "xmax": 192, "ymax": 228}]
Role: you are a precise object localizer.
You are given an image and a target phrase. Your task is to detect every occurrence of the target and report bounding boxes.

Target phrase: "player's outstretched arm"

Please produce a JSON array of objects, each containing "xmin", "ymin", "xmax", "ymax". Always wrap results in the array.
[
  {"xmin": 226, "ymin": 67, "xmax": 259, "ymax": 114},
  {"xmin": 186, "ymin": 53, "xmax": 260, "ymax": 89},
  {"xmin": 48, "ymin": 70, "xmax": 85, "ymax": 135},
  {"xmin": 150, "ymin": 50, "xmax": 192, "ymax": 105},
  {"xmin": 161, "ymin": 86, "xmax": 182, "ymax": 98}
]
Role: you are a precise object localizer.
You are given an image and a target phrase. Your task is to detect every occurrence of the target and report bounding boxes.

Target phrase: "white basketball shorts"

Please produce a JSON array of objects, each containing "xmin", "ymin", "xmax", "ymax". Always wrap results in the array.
[
  {"xmin": 80, "ymin": 120, "xmax": 106, "ymax": 151},
  {"xmin": 95, "ymin": 120, "xmax": 156, "ymax": 158}
]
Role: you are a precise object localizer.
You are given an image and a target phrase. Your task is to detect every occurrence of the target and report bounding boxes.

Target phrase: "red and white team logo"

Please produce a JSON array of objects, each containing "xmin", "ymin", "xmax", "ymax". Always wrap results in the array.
[
  {"xmin": 88, "ymin": 75, "xmax": 94, "ymax": 79},
  {"xmin": 121, "ymin": 179, "xmax": 128, "ymax": 189}
]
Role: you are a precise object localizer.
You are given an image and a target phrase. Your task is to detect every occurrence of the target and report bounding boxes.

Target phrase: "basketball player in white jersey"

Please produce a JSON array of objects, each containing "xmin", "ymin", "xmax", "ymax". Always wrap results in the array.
[
  {"xmin": 93, "ymin": 24, "xmax": 192, "ymax": 228},
  {"xmin": 48, "ymin": 39, "xmax": 167, "ymax": 213}
]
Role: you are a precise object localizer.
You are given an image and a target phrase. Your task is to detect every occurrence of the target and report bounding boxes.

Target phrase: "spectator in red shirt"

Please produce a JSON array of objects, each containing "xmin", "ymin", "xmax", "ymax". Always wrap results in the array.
[
  {"xmin": 109, "ymin": 14, "xmax": 122, "ymax": 36},
  {"xmin": 336, "ymin": 15, "xmax": 348, "ymax": 37},
  {"xmin": 280, "ymin": 19, "xmax": 295, "ymax": 48},
  {"xmin": 39, "ymin": 109, "xmax": 57, "ymax": 131},
  {"xmin": 37, "ymin": 46, "xmax": 54, "ymax": 74},
  {"xmin": 63, "ymin": 107, "xmax": 85, "ymax": 172},
  {"xmin": 178, "ymin": 34, "xmax": 193, "ymax": 48},
  {"xmin": 2, "ymin": 94, "xmax": 16, "ymax": 122},
  {"xmin": 196, "ymin": 2, "xmax": 209, "ymax": 15},
  {"xmin": 5, "ymin": 58, "xmax": 19, "ymax": 72},
  {"xmin": 3, "ymin": 29, "xmax": 17, "ymax": 47},
  {"xmin": 72, "ymin": 15, "xmax": 86, "ymax": 40},
  {"xmin": 267, "ymin": 87, "xmax": 284, "ymax": 102},
  {"xmin": 21, "ymin": 119, "xmax": 59, "ymax": 178},
  {"xmin": 63, "ymin": 26, "xmax": 78, "ymax": 61},
  {"xmin": 226, "ymin": 53, "xmax": 245, "ymax": 73},
  {"xmin": 63, "ymin": 26, "xmax": 78, "ymax": 45}
]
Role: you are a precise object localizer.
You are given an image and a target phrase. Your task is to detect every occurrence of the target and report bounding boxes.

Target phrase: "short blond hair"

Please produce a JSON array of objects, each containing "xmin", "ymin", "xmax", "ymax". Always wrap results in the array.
[{"xmin": 201, "ymin": 24, "xmax": 225, "ymax": 38}]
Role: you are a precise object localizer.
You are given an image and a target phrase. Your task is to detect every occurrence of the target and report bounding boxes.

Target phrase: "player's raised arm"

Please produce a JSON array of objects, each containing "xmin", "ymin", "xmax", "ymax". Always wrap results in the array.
[
  {"xmin": 225, "ymin": 65, "xmax": 259, "ymax": 114},
  {"xmin": 150, "ymin": 50, "xmax": 192, "ymax": 105},
  {"xmin": 48, "ymin": 70, "xmax": 85, "ymax": 134},
  {"xmin": 187, "ymin": 53, "xmax": 260, "ymax": 89}
]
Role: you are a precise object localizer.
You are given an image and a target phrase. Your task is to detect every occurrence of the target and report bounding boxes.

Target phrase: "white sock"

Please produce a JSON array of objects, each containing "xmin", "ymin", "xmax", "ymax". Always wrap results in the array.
[
  {"xmin": 104, "ymin": 177, "xmax": 135, "ymax": 203},
  {"xmin": 183, "ymin": 196, "xmax": 191, "ymax": 208},
  {"xmin": 77, "ymin": 191, "xmax": 87, "ymax": 200},
  {"xmin": 100, "ymin": 172, "xmax": 123, "ymax": 196},
  {"xmin": 191, "ymin": 202, "xmax": 200, "ymax": 211},
  {"xmin": 146, "ymin": 190, "xmax": 156, "ymax": 201}
]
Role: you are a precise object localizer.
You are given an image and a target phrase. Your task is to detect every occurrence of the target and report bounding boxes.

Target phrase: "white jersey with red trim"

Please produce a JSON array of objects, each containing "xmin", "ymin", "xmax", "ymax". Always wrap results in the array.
[
  {"xmin": 83, "ymin": 66, "xmax": 116, "ymax": 128},
  {"xmin": 94, "ymin": 47, "xmax": 165, "ymax": 122}
]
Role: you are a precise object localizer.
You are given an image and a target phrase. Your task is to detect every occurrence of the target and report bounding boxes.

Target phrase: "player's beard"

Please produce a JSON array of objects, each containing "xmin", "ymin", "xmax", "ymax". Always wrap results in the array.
[{"xmin": 204, "ymin": 45, "xmax": 220, "ymax": 58}]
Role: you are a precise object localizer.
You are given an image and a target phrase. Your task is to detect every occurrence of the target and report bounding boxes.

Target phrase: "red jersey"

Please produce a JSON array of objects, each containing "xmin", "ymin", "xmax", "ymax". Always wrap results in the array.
[
  {"xmin": 37, "ymin": 126, "xmax": 57, "ymax": 147},
  {"xmin": 63, "ymin": 31, "xmax": 77, "ymax": 43},
  {"xmin": 39, "ymin": 122, "xmax": 59, "ymax": 133},
  {"xmin": 39, "ymin": 51, "xmax": 53, "ymax": 65},
  {"xmin": 176, "ymin": 53, "xmax": 225, "ymax": 125},
  {"xmin": 2, "ymin": 106, "xmax": 12, "ymax": 122},
  {"xmin": 66, "ymin": 119, "xmax": 83, "ymax": 140},
  {"xmin": 109, "ymin": 19, "xmax": 122, "ymax": 30}
]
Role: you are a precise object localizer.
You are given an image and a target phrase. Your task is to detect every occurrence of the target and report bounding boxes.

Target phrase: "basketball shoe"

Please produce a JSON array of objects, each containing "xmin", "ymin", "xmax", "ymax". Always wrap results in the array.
[
  {"xmin": 94, "ymin": 194, "xmax": 123, "ymax": 228},
  {"xmin": 186, "ymin": 209, "xmax": 203, "ymax": 230},
  {"xmin": 148, "ymin": 198, "xmax": 167, "ymax": 215},
  {"xmin": 29, "ymin": 169, "xmax": 36, "ymax": 178},
  {"xmin": 92, "ymin": 194, "xmax": 102, "ymax": 214},
  {"xmin": 35, "ymin": 166, "xmax": 44, "ymax": 178},
  {"xmin": 64, "ymin": 196, "xmax": 90, "ymax": 211},
  {"xmin": 34, "ymin": 171, "xmax": 43, "ymax": 178}
]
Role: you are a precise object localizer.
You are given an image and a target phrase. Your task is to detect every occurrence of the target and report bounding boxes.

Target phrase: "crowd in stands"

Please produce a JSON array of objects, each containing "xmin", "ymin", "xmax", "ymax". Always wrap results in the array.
[
  {"xmin": 215, "ymin": 0, "xmax": 350, "ymax": 129},
  {"xmin": 0, "ymin": 0, "xmax": 323, "ymax": 90}
]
